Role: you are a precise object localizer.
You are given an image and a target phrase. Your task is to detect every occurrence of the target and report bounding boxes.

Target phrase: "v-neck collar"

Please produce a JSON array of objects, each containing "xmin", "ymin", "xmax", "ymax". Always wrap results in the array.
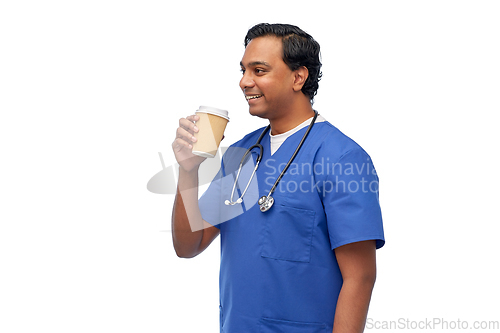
[{"xmin": 268, "ymin": 114, "xmax": 325, "ymax": 156}]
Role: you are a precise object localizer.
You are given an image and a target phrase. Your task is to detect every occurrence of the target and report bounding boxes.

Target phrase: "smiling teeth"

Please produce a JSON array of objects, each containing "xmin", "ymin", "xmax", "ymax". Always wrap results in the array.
[{"xmin": 246, "ymin": 95, "xmax": 263, "ymax": 100}]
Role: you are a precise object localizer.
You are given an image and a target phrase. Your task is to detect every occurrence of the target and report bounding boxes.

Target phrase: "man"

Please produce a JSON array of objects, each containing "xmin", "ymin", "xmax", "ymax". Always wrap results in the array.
[{"xmin": 172, "ymin": 23, "xmax": 385, "ymax": 333}]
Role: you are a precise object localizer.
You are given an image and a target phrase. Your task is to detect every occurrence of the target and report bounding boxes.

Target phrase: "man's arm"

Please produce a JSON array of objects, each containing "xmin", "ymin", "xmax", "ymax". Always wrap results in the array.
[
  {"xmin": 332, "ymin": 240, "xmax": 377, "ymax": 333},
  {"xmin": 171, "ymin": 115, "xmax": 220, "ymax": 258}
]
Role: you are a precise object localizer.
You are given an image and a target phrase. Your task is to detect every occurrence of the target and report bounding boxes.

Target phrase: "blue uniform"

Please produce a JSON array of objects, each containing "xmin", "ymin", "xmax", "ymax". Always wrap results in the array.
[{"xmin": 199, "ymin": 120, "xmax": 385, "ymax": 332}]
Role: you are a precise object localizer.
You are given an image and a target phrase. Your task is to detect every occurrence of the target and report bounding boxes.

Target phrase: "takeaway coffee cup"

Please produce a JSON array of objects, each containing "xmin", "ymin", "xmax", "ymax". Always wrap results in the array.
[{"xmin": 191, "ymin": 106, "xmax": 230, "ymax": 158}]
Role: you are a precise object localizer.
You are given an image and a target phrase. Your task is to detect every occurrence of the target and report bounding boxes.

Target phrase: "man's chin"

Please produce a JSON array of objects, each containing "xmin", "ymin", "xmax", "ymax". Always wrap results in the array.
[{"xmin": 248, "ymin": 106, "xmax": 269, "ymax": 119}]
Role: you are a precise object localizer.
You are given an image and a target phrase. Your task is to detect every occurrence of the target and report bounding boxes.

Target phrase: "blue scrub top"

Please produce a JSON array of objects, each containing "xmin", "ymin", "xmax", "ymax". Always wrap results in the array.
[{"xmin": 199, "ymin": 120, "xmax": 385, "ymax": 333}]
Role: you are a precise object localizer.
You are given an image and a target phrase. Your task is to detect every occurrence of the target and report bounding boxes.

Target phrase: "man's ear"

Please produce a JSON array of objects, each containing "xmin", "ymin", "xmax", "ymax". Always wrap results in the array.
[{"xmin": 292, "ymin": 66, "xmax": 309, "ymax": 92}]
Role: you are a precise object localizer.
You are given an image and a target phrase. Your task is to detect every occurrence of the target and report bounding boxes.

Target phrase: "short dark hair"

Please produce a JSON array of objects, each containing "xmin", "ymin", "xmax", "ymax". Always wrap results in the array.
[{"xmin": 244, "ymin": 23, "xmax": 322, "ymax": 102}]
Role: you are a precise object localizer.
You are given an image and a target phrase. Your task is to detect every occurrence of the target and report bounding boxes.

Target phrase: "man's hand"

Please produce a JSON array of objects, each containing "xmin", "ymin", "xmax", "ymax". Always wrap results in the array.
[
  {"xmin": 171, "ymin": 114, "xmax": 220, "ymax": 258},
  {"xmin": 172, "ymin": 115, "xmax": 206, "ymax": 173}
]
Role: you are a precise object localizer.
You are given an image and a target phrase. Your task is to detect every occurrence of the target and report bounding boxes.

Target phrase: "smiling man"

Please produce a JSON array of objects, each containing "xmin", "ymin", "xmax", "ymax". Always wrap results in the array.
[
  {"xmin": 240, "ymin": 31, "xmax": 317, "ymax": 134},
  {"xmin": 172, "ymin": 23, "xmax": 385, "ymax": 333}
]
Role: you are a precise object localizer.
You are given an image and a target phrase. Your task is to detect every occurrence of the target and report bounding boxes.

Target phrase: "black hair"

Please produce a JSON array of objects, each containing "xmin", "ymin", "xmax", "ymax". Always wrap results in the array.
[{"xmin": 244, "ymin": 23, "xmax": 322, "ymax": 102}]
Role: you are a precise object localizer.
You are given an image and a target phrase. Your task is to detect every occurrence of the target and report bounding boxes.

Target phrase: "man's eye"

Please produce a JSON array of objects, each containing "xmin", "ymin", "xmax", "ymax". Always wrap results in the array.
[
  {"xmin": 240, "ymin": 68, "xmax": 246, "ymax": 74},
  {"xmin": 255, "ymin": 68, "xmax": 264, "ymax": 74}
]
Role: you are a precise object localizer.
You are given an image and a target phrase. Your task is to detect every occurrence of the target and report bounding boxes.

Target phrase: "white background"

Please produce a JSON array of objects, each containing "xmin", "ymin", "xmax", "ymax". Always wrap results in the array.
[{"xmin": 1, "ymin": 1, "xmax": 499, "ymax": 332}]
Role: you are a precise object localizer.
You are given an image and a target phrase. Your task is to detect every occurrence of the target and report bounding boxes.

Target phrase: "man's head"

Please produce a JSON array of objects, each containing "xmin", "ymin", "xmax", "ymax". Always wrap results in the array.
[{"xmin": 243, "ymin": 23, "xmax": 322, "ymax": 102}]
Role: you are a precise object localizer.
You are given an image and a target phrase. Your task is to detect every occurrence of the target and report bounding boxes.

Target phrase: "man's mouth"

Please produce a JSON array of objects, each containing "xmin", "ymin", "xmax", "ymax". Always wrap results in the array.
[{"xmin": 245, "ymin": 94, "xmax": 263, "ymax": 101}]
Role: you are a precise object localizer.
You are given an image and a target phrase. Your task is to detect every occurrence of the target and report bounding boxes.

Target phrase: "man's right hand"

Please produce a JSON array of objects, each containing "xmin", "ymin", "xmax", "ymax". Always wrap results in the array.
[
  {"xmin": 172, "ymin": 115, "xmax": 206, "ymax": 173},
  {"xmin": 171, "ymin": 114, "xmax": 220, "ymax": 258}
]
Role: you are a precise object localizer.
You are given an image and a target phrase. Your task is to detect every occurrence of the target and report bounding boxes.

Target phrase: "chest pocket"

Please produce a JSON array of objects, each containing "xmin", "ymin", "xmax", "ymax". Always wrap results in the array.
[{"xmin": 261, "ymin": 204, "xmax": 316, "ymax": 263}]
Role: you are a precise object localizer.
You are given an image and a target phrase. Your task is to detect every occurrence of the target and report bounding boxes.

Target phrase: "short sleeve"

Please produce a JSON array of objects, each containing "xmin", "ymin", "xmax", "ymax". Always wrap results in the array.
[{"xmin": 319, "ymin": 148, "xmax": 385, "ymax": 249}]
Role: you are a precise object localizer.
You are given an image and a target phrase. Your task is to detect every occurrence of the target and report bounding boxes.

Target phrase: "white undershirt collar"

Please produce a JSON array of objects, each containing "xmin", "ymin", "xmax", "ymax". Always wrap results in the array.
[{"xmin": 269, "ymin": 114, "xmax": 326, "ymax": 155}]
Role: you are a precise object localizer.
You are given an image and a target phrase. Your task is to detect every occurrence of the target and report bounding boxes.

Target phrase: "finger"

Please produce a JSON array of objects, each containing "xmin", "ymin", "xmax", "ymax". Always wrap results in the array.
[
  {"xmin": 185, "ymin": 114, "xmax": 200, "ymax": 123},
  {"xmin": 172, "ymin": 137, "xmax": 193, "ymax": 152},
  {"xmin": 176, "ymin": 127, "xmax": 198, "ymax": 143},
  {"xmin": 179, "ymin": 116, "xmax": 199, "ymax": 133}
]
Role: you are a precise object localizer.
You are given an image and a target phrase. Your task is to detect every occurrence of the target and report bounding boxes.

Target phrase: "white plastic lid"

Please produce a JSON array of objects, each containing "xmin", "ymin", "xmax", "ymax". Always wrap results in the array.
[{"xmin": 196, "ymin": 106, "xmax": 230, "ymax": 121}]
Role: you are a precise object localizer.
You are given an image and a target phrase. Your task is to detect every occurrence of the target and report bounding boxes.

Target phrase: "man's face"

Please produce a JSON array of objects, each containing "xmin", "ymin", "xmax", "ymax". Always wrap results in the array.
[{"xmin": 239, "ymin": 36, "xmax": 295, "ymax": 119}]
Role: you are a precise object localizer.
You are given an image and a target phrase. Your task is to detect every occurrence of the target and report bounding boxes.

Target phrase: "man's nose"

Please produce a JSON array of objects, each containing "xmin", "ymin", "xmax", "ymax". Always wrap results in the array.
[{"xmin": 239, "ymin": 72, "xmax": 255, "ymax": 90}]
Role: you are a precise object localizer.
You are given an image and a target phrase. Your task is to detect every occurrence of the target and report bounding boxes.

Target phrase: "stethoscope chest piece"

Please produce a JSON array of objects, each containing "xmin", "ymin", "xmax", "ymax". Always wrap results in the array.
[{"xmin": 258, "ymin": 195, "xmax": 274, "ymax": 212}]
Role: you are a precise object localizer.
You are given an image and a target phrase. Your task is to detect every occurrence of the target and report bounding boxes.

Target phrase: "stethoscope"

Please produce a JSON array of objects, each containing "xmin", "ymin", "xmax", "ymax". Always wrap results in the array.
[{"xmin": 225, "ymin": 111, "xmax": 318, "ymax": 212}]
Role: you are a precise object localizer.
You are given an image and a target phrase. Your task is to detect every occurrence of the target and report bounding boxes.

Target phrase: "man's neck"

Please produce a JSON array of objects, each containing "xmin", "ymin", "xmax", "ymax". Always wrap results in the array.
[{"xmin": 269, "ymin": 99, "xmax": 315, "ymax": 135}]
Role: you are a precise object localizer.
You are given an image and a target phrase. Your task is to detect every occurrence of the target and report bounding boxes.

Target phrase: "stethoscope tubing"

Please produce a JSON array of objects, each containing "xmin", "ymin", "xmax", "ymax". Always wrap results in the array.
[
  {"xmin": 266, "ymin": 110, "xmax": 318, "ymax": 198},
  {"xmin": 225, "ymin": 110, "xmax": 318, "ymax": 210}
]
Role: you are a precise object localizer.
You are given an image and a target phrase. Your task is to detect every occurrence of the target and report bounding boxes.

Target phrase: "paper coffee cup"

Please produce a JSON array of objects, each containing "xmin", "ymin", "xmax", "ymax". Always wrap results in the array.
[{"xmin": 192, "ymin": 106, "xmax": 229, "ymax": 158}]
